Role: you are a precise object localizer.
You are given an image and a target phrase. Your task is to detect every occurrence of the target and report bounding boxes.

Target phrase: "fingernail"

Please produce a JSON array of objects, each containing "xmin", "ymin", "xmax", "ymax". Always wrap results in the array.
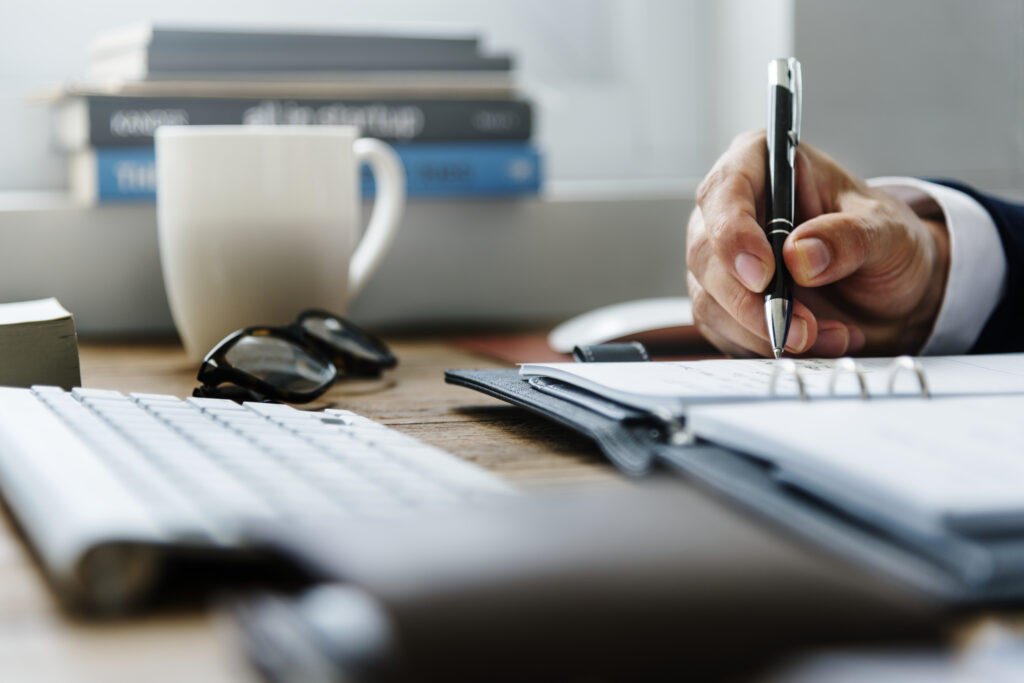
[
  {"xmin": 793, "ymin": 237, "xmax": 831, "ymax": 280},
  {"xmin": 810, "ymin": 326, "xmax": 849, "ymax": 356},
  {"xmin": 785, "ymin": 319, "xmax": 809, "ymax": 352},
  {"xmin": 734, "ymin": 253, "xmax": 769, "ymax": 291}
]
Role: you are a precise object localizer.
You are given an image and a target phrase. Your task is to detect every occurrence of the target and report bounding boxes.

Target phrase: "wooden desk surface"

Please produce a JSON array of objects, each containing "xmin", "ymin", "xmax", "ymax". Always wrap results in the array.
[
  {"xmin": 0, "ymin": 337, "xmax": 619, "ymax": 683},
  {"xmin": 1, "ymin": 338, "xmax": 1012, "ymax": 681}
]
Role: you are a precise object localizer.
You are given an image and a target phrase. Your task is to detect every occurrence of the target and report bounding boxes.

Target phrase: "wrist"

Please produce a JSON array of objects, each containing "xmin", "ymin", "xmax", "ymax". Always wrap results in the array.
[{"xmin": 900, "ymin": 216, "xmax": 950, "ymax": 353}]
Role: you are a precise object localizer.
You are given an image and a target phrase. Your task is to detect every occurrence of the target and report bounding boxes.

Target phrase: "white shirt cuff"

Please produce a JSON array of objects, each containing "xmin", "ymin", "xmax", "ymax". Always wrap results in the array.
[{"xmin": 868, "ymin": 177, "xmax": 1006, "ymax": 355}]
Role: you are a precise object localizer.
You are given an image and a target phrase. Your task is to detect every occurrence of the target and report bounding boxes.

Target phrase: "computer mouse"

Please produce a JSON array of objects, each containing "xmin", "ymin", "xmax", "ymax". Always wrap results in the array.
[{"xmin": 547, "ymin": 297, "xmax": 694, "ymax": 353}]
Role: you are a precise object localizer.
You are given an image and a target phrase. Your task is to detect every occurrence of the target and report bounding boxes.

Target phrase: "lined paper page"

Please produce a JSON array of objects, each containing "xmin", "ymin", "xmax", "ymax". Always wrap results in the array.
[
  {"xmin": 687, "ymin": 395, "xmax": 1024, "ymax": 536},
  {"xmin": 519, "ymin": 354, "xmax": 1024, "ymax": 414}
]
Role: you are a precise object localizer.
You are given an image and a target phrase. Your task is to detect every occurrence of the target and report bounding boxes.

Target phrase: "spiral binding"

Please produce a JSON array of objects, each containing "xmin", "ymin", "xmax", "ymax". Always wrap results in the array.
[
  {"xmin": 886, "ymin": 356, "xmax": 931, "ymax": 398},
  {"xmin": 769, "ymin": 355, "xmax": 931, "ymax": 400},
  {"xmin": 829, "ymin": 357, "xmax": 869, "ymax": 399},
  {"xmin": 769, "ymin": 359, "xmax": 807, "ymax": 400}
]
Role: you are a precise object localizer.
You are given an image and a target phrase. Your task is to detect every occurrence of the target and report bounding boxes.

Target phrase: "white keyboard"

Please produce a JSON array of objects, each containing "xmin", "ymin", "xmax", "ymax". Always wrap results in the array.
[{"xmin": 0, "ymin": 386, "xmax": 514, "ymax": 612}]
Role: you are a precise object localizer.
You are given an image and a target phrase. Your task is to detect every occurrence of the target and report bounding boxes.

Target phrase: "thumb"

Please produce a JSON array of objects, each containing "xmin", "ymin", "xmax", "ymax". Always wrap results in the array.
[{"xmin": 782, "ymin": 212, "xmax": 878, "ymax": 287}]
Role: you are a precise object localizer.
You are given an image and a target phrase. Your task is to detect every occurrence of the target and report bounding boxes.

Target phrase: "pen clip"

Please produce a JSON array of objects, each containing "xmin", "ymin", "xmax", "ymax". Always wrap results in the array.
[{"xmin": 788, "ymin": 58, "xmax": 802, "ymax": 147}]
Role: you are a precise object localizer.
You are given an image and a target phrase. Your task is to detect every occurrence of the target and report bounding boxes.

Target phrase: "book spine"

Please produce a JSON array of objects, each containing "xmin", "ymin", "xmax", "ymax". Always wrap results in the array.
[
  {"xmin": 362, "ymin": 143, "xmax": 542, "ymax": 198},
  {"xmin": 67, "ymin": 96, "xmax": 533, "ymax": 148},
  {"xmin": 74, "ymin": 143, "xmax": 542, "ymax": 204},
  {"xmin": 87, "ymin": 147, "xmax": 160, "ymax": 203}
]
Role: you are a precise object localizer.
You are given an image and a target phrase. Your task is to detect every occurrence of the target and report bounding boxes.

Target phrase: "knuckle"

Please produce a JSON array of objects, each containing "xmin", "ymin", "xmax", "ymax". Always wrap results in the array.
[
  {"xmin": 733, "ymin": 129, "xmax": 765, "ymax": 148},
  {"xmin": 695, "ymin": 168, "xmax": 719, "ymax": 206},
  {"xmin": 726, "ymin": 283, "xmax": 754, "ymax": 323},
  {"xmin": 851, "ymin": 213, "xmax": 875, "ymax": 257},
  {"xmin": 686, "ymin": 206, "xmax": 704, "ymax": 238},
  {"xmin": 685, "ymin": 228, "xmax": 708, "ymax": 270},
  {"xmin": 707, "ymin": 210, "xmax": 740, "ymax": 246},
  {"xmin": 688, "ymin": 282, "xmax": 712, "ymax": 321},
  {"xmin": 860, "ymin": 197, "xmax": 885, "ymax": 218},
  {"xmin": 727, "ymin": 285, "xmax": 765, "ymax": 337},
  {"xmin": 686, "ymin": 271, "xmax": 701, "ymax": 299}
]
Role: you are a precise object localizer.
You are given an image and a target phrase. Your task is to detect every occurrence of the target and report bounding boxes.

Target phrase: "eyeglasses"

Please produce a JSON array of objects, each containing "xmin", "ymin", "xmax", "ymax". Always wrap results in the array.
[{"xmin": 194, "ymin": 310, "xmax": 396, "ymax": 404}]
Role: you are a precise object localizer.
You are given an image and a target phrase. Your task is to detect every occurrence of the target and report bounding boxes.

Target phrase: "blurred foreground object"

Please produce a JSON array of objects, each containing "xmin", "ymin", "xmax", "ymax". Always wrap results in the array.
[{"xmin": 238, "ymin": 483, "xmax": 943, "ymax": 682}]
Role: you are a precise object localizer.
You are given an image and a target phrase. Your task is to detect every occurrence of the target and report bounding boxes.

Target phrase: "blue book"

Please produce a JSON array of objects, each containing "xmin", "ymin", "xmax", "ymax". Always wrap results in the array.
[
  {"xmin": 362, "ymin": 142, "xmax": 541, "ymax": 198},
  {"xmin": 70, "ymin": 142, "xmax": 542, "ymax": 204},
  {"xmin": 70, "ymin": 146, "xmax": 158, "ymax": 204}
]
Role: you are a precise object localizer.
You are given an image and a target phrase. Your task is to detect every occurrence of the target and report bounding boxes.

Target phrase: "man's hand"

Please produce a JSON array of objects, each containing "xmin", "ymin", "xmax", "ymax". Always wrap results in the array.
[{"xmin": 686, "ymin": 131, "xmax": 950, "ymax": 358}]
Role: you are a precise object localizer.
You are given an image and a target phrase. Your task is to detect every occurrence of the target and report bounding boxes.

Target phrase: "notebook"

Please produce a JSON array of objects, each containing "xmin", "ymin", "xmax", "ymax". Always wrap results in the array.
[{"xmin": 446, "ymin": 353, "xmax": 1024, "ymax": 605}]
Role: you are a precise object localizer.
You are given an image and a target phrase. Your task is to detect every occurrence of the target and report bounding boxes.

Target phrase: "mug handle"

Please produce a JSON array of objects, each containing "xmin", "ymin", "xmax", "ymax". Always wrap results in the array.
[{"xmin": 349, "ymin": 138, "xmax": 406, "ymax": 299}]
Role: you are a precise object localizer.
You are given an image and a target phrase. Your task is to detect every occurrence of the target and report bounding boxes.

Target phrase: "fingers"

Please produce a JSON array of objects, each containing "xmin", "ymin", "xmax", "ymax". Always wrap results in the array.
[
  {"xmin": 689, "ymin": 131, "xmax": 880, "ymax": 358},
  {"xmin": 695, "ymin": 131, "xmax": 774, "ymax": 292},
  {"xmin": 783, "ymin": 181, "xmax": 930, "ymax": 290},
  {"xmin": 689, "ymin": 261, "xmax": 864, "ymax": 358},
  {"xmin": 688, "ymin": 273, "xmax": 770, "ymax": 357},
  {"xmin": 694, "ymin": 247, "xmax": 814, "ymax": 351},
  {"xmin": 783, "ymin": 210, "xmax": 873, "ymax": 287},
  {"xmin": 688, "ymin": 201, "xmax": 818, "ymax": 356},
  {"xmin": 806, "ymin": 319, "xmax": 867, "ymax": 357},
  {"xmin": 687, "ymin": 268, "xmax": 817, "ymax": 356}
]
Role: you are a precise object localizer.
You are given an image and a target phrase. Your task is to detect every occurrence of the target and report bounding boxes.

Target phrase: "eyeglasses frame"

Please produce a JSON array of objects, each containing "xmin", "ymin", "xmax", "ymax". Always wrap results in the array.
[{"xmin": 195, "ymin": 310, "xmax": 396, "ymax": 404}]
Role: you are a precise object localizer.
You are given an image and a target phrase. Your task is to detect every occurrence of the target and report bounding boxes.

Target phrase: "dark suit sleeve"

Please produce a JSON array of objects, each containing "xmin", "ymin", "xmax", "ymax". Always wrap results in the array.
[{"xmin": 929, "ymin": 180, "xmax": 1024, "ymax": 353}]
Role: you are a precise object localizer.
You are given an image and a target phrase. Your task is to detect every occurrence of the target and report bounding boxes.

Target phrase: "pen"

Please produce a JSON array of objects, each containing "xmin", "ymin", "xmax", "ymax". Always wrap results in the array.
[{"xmin": 764, "ymin": 58, "xmax": 801, "ymax": 359}]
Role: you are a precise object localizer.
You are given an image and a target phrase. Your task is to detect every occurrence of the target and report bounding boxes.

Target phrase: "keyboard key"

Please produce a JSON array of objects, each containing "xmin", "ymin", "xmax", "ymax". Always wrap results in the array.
[
  {"xmin": 130, "ymin": 392, "xmax": 184, "ymax": 403},
  {"xmin": 244, "ymin": 402, "xmax": 306, "ymax": 418},
  {"xmin": 71, "ymin": 387, "xmax": 125, "ymax": 399},
  {"xmin": 188, "ymin": 396, "xmax": 250, "ymax": 411}
]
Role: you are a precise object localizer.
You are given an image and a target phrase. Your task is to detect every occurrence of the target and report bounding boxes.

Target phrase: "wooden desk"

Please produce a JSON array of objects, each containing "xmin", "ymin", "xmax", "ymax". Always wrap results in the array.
[
  {"xmin": 0, "ymin": 338, "xmax": 619, "ymax": 683},
  {"xmin": 0, "ymin": 338, "xmax": 1006, "ymax": 681}
]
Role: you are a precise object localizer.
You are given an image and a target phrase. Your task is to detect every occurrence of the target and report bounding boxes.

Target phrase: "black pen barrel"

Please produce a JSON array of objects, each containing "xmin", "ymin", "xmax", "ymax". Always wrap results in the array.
[
  {"xmin": 765, "ymin": 82, "xmax": 794, "ymax": 300},
  {"xmin": 767, "ymin": 84, "xmax": 795, "ymax": 224},
  {"xmin": 766, "ymin": 231, "xmax": 791, "ymax": 300}
]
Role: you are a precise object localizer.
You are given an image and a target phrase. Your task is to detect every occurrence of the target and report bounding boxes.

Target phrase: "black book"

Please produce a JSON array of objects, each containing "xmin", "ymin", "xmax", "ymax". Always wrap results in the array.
[{"xmin": 53, "ymin": 94, "xmax": 533, "ymax": 148}]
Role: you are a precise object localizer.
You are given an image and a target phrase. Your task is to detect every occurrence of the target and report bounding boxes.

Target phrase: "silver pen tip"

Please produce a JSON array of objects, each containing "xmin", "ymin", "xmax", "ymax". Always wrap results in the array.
[
  {"xmin": 765, "ymin": 297, "xmax": 793, "ymax": 359},
  {"xmin": 773, "ymin": 348, "xmax": 783, "ymax": 360}
]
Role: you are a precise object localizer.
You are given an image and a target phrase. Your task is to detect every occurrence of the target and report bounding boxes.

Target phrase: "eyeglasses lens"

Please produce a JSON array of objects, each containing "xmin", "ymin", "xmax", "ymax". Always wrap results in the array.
[
  {"xmin": 224, "ymin": 335, "xmax": 333, "ymax": 394},
  {"xmin": 300, "ymin": 314, "xmax": 384, "ymax": 362}
]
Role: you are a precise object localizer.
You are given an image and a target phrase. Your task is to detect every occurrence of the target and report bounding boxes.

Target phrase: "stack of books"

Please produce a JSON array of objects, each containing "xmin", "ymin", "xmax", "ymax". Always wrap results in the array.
[{"xmin": 47, "ymin": 24, "xmax": 541, "ymax": 205}]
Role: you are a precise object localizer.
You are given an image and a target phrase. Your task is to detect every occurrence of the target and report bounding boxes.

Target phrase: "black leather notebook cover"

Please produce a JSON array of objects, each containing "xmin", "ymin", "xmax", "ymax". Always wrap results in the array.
[{"xmin": 445, "ymin": 368, "xmax": 1024, "ymax": 606}]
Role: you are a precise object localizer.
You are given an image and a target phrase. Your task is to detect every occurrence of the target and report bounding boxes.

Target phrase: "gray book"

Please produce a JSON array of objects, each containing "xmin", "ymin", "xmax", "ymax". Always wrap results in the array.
[
  {"xmin": 87, "ymin": 24, "xmax": 514, "ymax": 79},
  {"xmin": 0, "ymin": 298, "xmax": 80, "ymax": 390}
]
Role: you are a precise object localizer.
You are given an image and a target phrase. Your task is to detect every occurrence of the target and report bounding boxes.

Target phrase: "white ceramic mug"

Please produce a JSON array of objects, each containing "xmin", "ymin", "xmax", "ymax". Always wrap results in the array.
[{"xmin": 155, "ymin": 125, "xmax": 405, "ymax": 359}]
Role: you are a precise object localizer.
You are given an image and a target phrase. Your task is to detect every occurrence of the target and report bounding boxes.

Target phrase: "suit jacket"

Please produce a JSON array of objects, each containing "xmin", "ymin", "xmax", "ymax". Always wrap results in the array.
[{"xmin": 932, "ymin": 180, "xmax": 1024, "ymax": 353}]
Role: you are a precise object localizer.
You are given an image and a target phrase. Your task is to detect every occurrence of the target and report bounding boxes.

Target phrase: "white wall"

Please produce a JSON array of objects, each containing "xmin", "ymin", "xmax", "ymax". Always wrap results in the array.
[
  {"xmin": 708, "ymin": 0, "xmax": 794, "ymax": 154},
  {"xmin": 794, "ymin": 0, "xmax": 1024, "ymax": 195}
]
